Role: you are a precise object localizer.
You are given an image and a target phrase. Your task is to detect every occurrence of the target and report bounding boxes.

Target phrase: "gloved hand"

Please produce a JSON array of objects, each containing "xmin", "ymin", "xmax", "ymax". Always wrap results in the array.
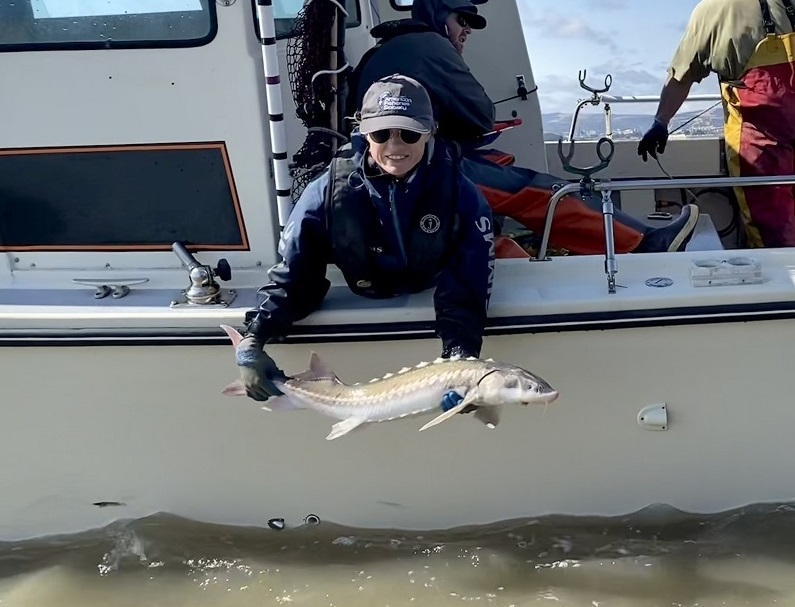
[
  {"xmin": 637, "ymin": 119, "xmax": 669, "ymax": 161},
  {"xmin": 441, "ymin": 390, "xmax": 464, "ymax": 412},
  {"xmin": 439, "ymin": 341, "xmax": 479, "ymax": 414},
  {"xmin": 235, "ymin": 334, "xmax": 288, "ymax": 401},
  {"xmin": 441, "ymin": 343, "xmax": 479, "ymax": 359},
  {"xmin": 440, "ymin": 390, "xmax": 478, "ymax": 414}
]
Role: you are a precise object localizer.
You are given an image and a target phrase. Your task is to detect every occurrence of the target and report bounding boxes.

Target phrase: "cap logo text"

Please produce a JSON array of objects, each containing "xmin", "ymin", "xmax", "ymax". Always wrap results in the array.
[{"xmin": 378, "ymin": 91, "xmax": 412, "ymax": 113}]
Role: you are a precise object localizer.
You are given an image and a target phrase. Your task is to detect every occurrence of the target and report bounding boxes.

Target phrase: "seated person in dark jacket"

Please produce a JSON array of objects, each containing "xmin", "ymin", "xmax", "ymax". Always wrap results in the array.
[
  {"xmin": 347, "ymin": 0, "xmax": 700, "ymax": 256},
  {"xmin": 235, "ymin": 74, "xmax": 495, "ymax": 414}
]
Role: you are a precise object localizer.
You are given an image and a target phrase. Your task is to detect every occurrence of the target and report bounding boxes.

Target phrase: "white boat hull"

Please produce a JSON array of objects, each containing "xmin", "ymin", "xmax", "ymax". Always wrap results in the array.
[
  {"xmin": 3, "ymin": 0, "xmax": 784, "ymax": 545},
  {"xmin": 2, "ymin": 271, "xmax": 792, "ymax": 540}
]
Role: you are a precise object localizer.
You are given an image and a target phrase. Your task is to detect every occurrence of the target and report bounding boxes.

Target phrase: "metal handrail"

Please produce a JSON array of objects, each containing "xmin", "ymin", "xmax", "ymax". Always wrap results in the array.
[
  {"xmin": 598, "ymin": 94, "xmax": 722, "ymax": 104},
  {"xmin": 532, "ymin": 173, "xmax": 795, "ymax": 293},
  {"xmin": 567, "ymin": 91, "xmax": 723, "ymax": 142}
]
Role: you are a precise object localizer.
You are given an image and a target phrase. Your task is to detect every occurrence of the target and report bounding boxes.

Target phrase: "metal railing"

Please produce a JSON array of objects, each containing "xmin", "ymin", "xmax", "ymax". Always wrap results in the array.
[
  {"xmin": 565, "ymin": 70, "xmax": 722, "ymax": 142},
  {"xmin": 531, "ymin": 69, "xmax": 745, "ymax": 295},
  {"xmin": 532, "ymin": 173, "xmax": 795, "ymax": 294}
]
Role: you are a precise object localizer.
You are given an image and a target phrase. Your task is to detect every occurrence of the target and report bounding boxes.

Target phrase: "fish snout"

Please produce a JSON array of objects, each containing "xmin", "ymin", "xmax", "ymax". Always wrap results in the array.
[
  {"xmin": 540, "ymin": 389, "xmax": 559, "ymax": 404},
  {"xmin": 523, "ymin": 386, "xmax": 559, "ymax": 405}
]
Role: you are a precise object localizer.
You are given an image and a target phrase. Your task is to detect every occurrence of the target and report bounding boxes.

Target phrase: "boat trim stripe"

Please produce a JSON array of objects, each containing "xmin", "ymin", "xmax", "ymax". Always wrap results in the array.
[{"xmin": 2, "ymin": 301, "xmax": 794, "ymax": 346}]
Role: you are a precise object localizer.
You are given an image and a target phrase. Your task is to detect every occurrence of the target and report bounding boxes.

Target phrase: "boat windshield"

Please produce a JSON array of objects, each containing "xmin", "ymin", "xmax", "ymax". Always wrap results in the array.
[
  {"xmin": 0, "ymin": 0, "xmax": 362, "ymax": 50},
  {"xmin": 0, "ymin": 0, "xmax": 215, "ymax": 50}
]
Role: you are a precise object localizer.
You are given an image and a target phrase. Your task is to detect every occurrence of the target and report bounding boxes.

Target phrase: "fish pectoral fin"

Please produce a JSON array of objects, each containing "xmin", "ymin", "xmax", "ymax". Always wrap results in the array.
[
  {"xmin": 418, "ymin": 391, "xmax": 479, "ymax": 432},
  {"xmin": 326, "ymin": 417, "xmax": 367, "ymax": 440},
  {"xmin": 473, "ymin": 406, "xmax": 501, "ymax": 429}
]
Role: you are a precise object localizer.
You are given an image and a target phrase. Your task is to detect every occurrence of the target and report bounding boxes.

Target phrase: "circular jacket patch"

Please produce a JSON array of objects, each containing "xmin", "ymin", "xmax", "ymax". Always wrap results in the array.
[{"xmin": 420, "ymin": 214, "xmax": 441, "ymax": 234}]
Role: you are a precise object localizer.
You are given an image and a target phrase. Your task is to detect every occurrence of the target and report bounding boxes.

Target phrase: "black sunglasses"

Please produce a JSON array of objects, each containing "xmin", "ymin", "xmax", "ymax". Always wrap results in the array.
[
  {"xmin": 367, "ymin": 129, "xmax": 423, "ymax": 144},
  {"xmin": 455, "ymin": 13, "xmax": 470, "ymax": 27}
]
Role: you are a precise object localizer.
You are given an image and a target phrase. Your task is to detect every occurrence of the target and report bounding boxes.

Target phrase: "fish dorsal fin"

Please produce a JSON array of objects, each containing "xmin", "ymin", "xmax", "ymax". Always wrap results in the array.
[{"xmin": 292, "ymin": 351, "xmax": 340, "ymax": 382}]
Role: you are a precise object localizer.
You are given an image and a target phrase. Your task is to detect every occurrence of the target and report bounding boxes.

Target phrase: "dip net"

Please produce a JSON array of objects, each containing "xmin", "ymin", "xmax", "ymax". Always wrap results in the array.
[{"xmin": 286, "ymin": 0, "xmax": 350, "ymax": 201}]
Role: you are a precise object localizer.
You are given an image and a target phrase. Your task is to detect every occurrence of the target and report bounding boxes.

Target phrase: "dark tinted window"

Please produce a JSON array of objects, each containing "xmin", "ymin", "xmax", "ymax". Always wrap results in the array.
[
  {"xmin": 389, "ymin": 0, "xmax": 412, "ymax": 9},
  {"xmin": 0, "ymin": 0, "xmax": 216, "ymax": 51},
  {"xmin": 0, "ymin": 143, "xmax": 249, "ymax": 251}
]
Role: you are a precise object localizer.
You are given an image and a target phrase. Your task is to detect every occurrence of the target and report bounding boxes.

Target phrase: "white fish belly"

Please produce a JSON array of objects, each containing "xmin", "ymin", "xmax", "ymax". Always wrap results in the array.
[
  {"xmin": 354, "ymin": 385, "xmax": 449, "ymax": 422},
  {"xmin": 295, "ymin": 382, "xmax": 456, "ymax": 423}
]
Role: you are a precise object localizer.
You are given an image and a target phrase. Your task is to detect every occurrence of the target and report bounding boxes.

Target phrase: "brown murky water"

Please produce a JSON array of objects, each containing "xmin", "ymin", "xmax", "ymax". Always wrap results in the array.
[{"xmin": 2, "ymin": 503, "xmax": 795, "ymax": 606}]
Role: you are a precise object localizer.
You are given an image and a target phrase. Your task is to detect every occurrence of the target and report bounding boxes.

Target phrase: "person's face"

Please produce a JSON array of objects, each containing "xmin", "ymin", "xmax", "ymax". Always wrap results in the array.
[
  {"xmin": 445, "ymin": 12, "xmax": 472, "ymax": 54},
  {"xmin": 366, "ymin": 128, "xmax": 430, "ymax": 177}
]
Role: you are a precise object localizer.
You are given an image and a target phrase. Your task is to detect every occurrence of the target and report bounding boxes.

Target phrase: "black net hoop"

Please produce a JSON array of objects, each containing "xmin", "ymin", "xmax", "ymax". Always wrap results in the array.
[{"xmin": 285, "ymin": 0, "xmax": 350, "ymax": 201}]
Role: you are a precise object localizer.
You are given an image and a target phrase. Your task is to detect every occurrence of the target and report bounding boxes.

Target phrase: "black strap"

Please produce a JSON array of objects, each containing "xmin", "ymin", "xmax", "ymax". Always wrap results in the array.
[
  {"xmin": 783, "ymin": 0, "xmax": 795, "ymax": 29},
  {"xmin": 759, "ymin": 0, "xmax": 795, "ymax": 32},
  {"xmin": 759, "ymin": 0, "xmax": 776, "ymax": 34}
]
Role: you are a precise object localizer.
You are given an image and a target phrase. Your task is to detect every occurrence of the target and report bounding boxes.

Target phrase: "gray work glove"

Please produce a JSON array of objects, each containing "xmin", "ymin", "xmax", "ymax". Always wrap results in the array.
[{"xmin": 235, "ymin": 335, "xmax": 289, "ymax": 401}]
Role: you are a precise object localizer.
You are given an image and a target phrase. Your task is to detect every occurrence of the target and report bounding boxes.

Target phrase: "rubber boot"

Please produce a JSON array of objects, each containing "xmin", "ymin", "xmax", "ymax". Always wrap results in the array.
[
  {"xmin": 479, "ymin": 184, "xmax": 644, "ymax": 255},
  {"xmin": 580, "ymin": 198, "xmax": 699, "ymax": 253},
  {"xmin": 579, "ymin": 191, "xmax": 703, "ymax": 252},
  {"xmin": 460, "ymin": 152, "xmax": 700, "ymax": 254},
  {"xmin": 634, "ymin": 204, "xmax": 700, "ymax": 253}
]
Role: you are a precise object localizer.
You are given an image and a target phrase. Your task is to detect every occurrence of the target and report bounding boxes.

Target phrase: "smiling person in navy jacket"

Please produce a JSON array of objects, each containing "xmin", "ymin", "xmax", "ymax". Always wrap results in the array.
[{"xmin": 234, "ymin": 74, "xmax": 495, "ymax": 415}]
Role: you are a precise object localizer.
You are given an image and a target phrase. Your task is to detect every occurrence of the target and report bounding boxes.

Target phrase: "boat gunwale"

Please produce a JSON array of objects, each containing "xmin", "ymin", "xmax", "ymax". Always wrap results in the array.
[{"xmin": 1, "ymin": 297, "xmax": 794, "ymax": 346}]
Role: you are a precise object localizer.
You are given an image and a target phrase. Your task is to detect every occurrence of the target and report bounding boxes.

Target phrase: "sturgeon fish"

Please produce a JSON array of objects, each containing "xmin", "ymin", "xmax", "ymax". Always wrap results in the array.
[{"xmin": 220, "ymin": 324, "xmax": 559, "ymax": 440}]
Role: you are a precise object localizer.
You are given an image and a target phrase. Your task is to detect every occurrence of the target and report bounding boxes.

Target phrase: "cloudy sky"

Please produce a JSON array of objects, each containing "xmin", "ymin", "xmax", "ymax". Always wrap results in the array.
[{"xmin": 517, "ymin": 0, "xmax": 722, "ymax": 115}]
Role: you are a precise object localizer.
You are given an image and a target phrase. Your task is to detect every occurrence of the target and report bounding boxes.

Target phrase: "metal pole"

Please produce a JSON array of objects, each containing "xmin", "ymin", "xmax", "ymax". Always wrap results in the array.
[
  {"xmin": 601, "ymin": 190, "xmax": 617, "ymax": 293},
  {"xmin": 566, "ymin": 99, "xmax": 591, "ymax": 142},
  {"xmin": 255, "ymin": 0, "xmax": 294, "ymax": 228},
  {"xmin": 592, "ymin": 174, "xmax": 795, "ymax": 192},
  {"xmin": 598, "ymin": 94, "xmax": 722, "ymax": 104},
  {"xmin": 328, "ymin": 3, "xmax": 339, "ymax": 139},
  {"xmin": 535, "ymin": 183, "xmax": 580, "ymax": 261},
  {"xmin": 327, "ymin": 0, "xmax": 348, "ymax": 156},
  {"xmin": 534, "ymin": 173, "xmax": 795, "ymax": 262}
]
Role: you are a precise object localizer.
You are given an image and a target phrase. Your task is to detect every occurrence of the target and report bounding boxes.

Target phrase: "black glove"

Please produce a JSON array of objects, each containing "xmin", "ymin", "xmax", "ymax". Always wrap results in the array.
[
  {"xmin": 441, "ymin": 343, "xmax": 480, "ymax": 359},
  {"xmin": 637, "ymin": 119, "xmax": 669, "ymax": 161},
  {"xmin": 235, "ymin": 334, "xmax": 288, "ymax": 401}
]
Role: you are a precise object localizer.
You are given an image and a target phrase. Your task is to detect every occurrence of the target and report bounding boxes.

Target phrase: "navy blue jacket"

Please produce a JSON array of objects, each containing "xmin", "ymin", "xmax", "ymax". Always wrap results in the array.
[
  {"xmin": 247, "ymin": 133, "xmax": 495, "ymax": 357},
  {"xmin": 349, "ymin": 0, "xmax": 495, "ymax": 143}
]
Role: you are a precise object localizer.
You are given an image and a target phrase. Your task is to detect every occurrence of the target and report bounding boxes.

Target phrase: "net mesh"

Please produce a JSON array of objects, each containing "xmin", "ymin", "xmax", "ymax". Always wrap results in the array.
[{"xmin": 285, "ymin": 0, "xmax": 349, "ymax": 201}]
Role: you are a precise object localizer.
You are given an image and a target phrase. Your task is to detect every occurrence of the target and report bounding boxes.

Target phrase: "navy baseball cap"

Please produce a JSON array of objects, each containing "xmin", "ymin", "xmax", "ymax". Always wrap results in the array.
[{"xmin": 358, "ymin": 74, "xmax": 435, "ymax": 134}]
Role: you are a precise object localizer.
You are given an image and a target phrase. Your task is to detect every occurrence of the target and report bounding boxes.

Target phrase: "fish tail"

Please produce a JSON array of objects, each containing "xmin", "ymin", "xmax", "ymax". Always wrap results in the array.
[
  {"xmin": 220, "ymin": 324, "xmax": 244, "ymax": 347},
  {"xmin": 222, "ymin": 378, "xmax": 247, "ymax": 396}
]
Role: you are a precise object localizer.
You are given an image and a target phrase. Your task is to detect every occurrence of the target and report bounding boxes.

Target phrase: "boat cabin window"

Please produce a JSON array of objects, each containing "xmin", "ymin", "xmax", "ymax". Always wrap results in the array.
[
  {"xmin": 272, "ymin": 0, "xmax": 361, "ymax": 39},
  {"xmin": 389, "ymin": 0, "xmax": 413, "ymax": 8},
  {"xmin": 0, "ymin": 143, "xmax": 249, "ymax": 252},
  {"xmin": 0, "ymin": 0, "xmax": 216, "ymax": 51}
]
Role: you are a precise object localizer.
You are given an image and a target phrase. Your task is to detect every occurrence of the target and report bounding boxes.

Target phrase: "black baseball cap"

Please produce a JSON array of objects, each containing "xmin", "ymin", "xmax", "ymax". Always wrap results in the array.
[
  {"xmin": 445, "ymin": 0, "xmax": 487, "ymax": 29},
  {"xmin": 358, "ymin": 74, "xmax": 435, "ymax": 134}
]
